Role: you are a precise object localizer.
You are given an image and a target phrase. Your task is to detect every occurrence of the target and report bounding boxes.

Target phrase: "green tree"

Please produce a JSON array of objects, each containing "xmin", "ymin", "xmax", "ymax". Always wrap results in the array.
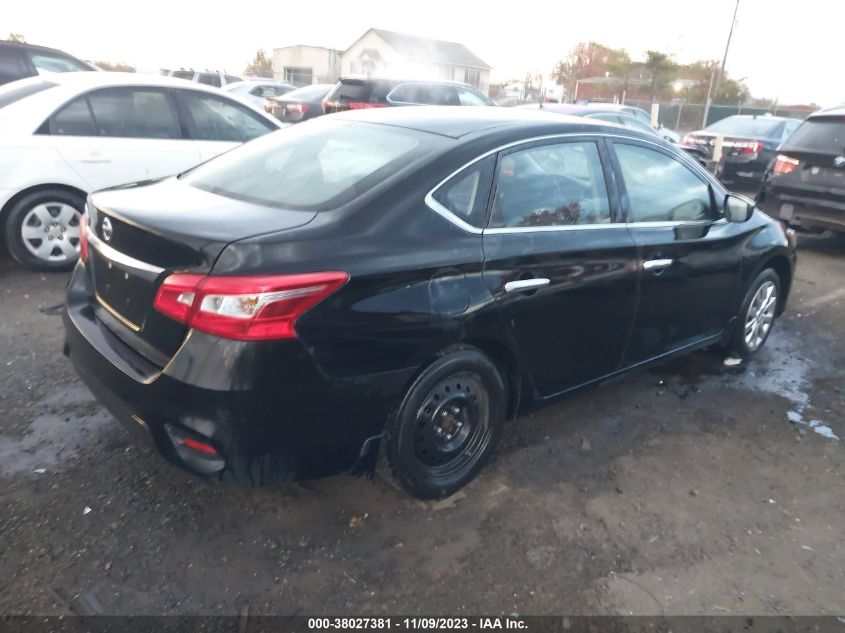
[
  {"xmin": 244, "ymin": 49, "xmax": 273, "ymax": 78},
  {"xmin": 553, "ymin": 42, "xmax": 630, "ymax": 98},
  {"xmin": 644, "ymin": 50, "xmax": 676, "ymax": 100},
  {"xmin": 6, "ymin": 33, "xmax": 25, "ymax": 42}
]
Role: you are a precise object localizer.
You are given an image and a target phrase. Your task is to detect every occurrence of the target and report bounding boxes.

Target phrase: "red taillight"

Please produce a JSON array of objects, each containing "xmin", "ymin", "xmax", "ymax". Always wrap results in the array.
[
  {"xmin": 153, "ymin": 272, "xmax": 349, "ymax": 341},
  {"xmin": 725, "ymin": 140, "xmax": 763, "ymax": 155},
  {"xmin": 79, "ymin": 211, "xmax": 90, "ymax": 262},
  {"xmin": 287, "ymin": 103, "xmax": 308, "ymax": 114},
  {"xmin": 773, "ymin": 154, "xmax": 800, "ymax": 176},
  {"xmin": 347, "ymin": 102, "xmax": 389, "ymax": 110}
]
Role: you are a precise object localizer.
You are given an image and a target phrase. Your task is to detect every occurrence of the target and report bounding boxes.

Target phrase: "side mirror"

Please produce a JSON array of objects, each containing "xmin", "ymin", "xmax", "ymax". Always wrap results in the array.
[{"xmin": 725, "ymin": 194, "xmax": 755, "ymax": 222}]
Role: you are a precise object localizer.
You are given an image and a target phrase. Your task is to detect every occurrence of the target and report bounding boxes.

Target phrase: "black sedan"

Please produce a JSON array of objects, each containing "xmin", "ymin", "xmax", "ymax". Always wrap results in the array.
[
  {"xmin": 63, "ymin": 108, "xmax": 796, "ymax": 499},
  {"xmin": 265, "ymin": 83, "xmax": 335, "ymax": 123},
  {"xmin": 683, "ymin": 114, "xmax": 802, "ymax": 186}
]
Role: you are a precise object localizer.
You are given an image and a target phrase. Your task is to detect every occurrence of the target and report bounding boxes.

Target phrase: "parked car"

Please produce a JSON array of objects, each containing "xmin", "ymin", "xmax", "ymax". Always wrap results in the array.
[
  {"xmin": 323, "ymin": 77, "xmax": 493, "ymax": 113},
  {"xmin": 0, "ymin": 41, "xmax": 95, "ymax": 86},
  {"xmin": 0, "ymin": 72, "xmax": 281, "ymax": 271},
  {"xmin": 757, "ymin": 106, "xmax": 845, "ymax": 233},
  {"xmin": 585, "ymin": 102, "xmax": 681, "ymax": 143},
  {"xmin": 63, "ymin": 107, "xmax": 796, "ymax": 499},
  {"xmin": 223, "ymin": 80, "xmax": 296, "ymax": 109},
  {"xmin": 265, "ymin": 83, "xmax": 334, "ymax": 123},
  {"xmin": 519, "ymin": 103, "xmax": 667, "ymax": 139},
  {"xmin": 165, "ymin": 69, "xmax": 242, "ymax": 88},
  {"xmin": 683, "ymin": 115, "xmax": 802, "ymax": 186}
]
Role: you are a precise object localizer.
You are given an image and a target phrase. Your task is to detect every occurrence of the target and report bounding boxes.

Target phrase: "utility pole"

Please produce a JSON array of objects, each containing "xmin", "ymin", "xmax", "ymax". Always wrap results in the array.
[
  {"xmin": 713, "ymin": 0, "xmax": 740, "ymax": 100},
  {"xmin": 703, "ymin": 0, "xmax": 740, "ymax": 128}
]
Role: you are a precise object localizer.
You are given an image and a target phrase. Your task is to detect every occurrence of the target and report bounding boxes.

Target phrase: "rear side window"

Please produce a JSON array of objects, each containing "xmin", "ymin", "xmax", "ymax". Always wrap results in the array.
[
  {"xmin": 87, "ymin": 87, "xmax": 181, "ymax": 139},
  {"xmin": 180, "ymin": 91, "xmax": 275, "ymax": 142},
  {"xmin": 0, "ymin": 49, "xmax": 30, "ymax": 85},
  {"xmin": 182, "ymin": 119, "xmax": 434, "ymax": 210},
  {"xmin": 432, "ymin": 155, "xmax": 496, "ymax": 227},
  {"xmin": 51, "ymin": 97, "xmax": 96, "ymax": 136},
  {"xmin": 614, "ymin": 143, "xmax": 713, "ymax": 223},
  {"xmin": 390, "ymin": 84, "xmax": 459, "ymax": 106},
  {"xmin": 785, "ymin": 117, "xmax": 845, "ymax": 154},
  {"xmin": 328, "ymin": 80, "xmax": 377, "ymax": 104},
  {"xmin": 490, "ymin": 141, "xmax": 611, "ymax": 228}
]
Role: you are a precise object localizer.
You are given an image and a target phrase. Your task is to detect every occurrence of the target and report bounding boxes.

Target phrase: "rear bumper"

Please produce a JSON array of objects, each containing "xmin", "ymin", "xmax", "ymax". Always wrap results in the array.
[
  {"xmin": 719, "ymin": 157, "xmax": 770, "ymax": 186},
  {"xmin": 759, "ymin": 188, "xmax": 845, "ymax": 233},
  {"xmin": 63, "ymin": 262, "xmax": 413, "ymax": 484}
]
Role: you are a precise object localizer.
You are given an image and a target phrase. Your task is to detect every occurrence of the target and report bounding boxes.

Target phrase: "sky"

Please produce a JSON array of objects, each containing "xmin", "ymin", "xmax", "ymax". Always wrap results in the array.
[{"xmin": 5, "ymin": 0, "xmax": 842, "ymax": 106}]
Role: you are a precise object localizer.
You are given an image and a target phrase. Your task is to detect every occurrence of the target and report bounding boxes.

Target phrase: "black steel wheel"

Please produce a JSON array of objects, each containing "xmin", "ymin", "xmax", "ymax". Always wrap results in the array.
[{"xmin": 383, "ymin": 345, "xmax": 506, "ymax": 499}]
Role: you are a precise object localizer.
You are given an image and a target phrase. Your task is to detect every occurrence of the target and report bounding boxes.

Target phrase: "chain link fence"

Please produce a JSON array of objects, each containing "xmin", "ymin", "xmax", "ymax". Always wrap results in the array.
[{"xmin": 624, "ymin": 100, "xmax": 814, "ymax": 133}]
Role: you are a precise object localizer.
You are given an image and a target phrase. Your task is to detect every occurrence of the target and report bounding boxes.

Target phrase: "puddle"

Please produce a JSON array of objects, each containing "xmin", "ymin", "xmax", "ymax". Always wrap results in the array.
[
  {"xmin": 0, "ymin": 384, "xmax": 112, "ymax": 477},
  {"xmin": 731, "ymin": 330, "xmax": 838, "ymax": 441}
]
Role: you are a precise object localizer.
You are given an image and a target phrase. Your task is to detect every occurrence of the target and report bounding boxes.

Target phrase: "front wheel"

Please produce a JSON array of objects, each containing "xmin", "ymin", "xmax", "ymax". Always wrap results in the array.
[
  {"xmin": 382, "ymin": 346, "xmax": 506, "ymax": 499},
  {"xmin": 729, "ymin": 268, "xmax": 781, "ymax": 358}
]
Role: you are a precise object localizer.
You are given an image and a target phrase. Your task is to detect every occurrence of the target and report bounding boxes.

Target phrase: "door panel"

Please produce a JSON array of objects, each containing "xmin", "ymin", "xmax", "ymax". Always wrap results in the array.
[
  {"xmin": 480, "ymin": 138, "xmax": 639, "ymax": 397},
  {"xmin": 608, "ymin": 140, "xmax": 742, "ymax": 363}
]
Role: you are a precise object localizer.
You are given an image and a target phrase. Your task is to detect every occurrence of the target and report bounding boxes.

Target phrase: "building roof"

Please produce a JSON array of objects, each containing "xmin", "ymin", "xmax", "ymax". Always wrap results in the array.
[{"xmin": 363, "ymin": 28, "xmax": 490, "ymax": 70}]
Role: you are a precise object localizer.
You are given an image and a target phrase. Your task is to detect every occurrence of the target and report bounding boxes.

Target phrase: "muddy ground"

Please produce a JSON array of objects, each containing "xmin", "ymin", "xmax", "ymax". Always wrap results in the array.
[{"xmin": 1, "ymin": 234, "xmax": 843, "ymax": 616}]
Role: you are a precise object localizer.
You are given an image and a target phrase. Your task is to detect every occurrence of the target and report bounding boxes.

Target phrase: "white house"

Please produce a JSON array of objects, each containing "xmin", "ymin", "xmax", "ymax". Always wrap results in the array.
[
  {"xmin": 272, "ymin": 45, "xmax": 342, "ymax": 86},
  {"xmin": 273, "ymin": 29, "xmax": 491, "ymax": 94}
]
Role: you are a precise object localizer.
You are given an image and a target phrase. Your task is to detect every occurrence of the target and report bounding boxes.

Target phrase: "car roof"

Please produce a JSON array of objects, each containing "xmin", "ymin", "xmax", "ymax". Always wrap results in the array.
[
  {"xmin": 26, "ymin": 70, "xmax": 222, "ymax": 90},
  {"xmin": 809, "ymin": 106, "xmax": 845, "ymax": 118},
  {"xmin": 331, "ymin": 105, "xmax": 646, "ymax": 139},
  {"xmin": 339, "ymin": 76, "xmax": 481, "ymax": 89},
  {"xmin": 0, "ymin": 40, "xmax": 77, "ymax": 55},
  {"xmin": 518, "ymin": 103, "xmax": 632, "ymax": 117}
]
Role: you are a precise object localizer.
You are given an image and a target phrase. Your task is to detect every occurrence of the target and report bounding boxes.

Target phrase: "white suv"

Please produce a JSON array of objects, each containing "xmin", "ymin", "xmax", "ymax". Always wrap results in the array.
[
  {"xmin": 0, "ymin": 72, "xmax": 281, "ymax": 270},
  {"xmin": 165, "ymin": 69, "xmax": 242, "ymax": 88}
]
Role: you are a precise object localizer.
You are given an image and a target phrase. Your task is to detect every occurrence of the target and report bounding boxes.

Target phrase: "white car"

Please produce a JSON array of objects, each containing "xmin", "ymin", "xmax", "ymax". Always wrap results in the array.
[
  {"xmin": 223, "ymin": 80, "xmax": 297, "ymax": 110},
  {"xmin": 0, "ymin": 72, "xmax": 281, "ymax": 270}
]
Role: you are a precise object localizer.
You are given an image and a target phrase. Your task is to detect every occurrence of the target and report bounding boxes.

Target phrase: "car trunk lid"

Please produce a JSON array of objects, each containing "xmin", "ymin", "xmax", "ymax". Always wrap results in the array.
[{"xmin": 86, "ymin": 177, "xmax": 316, "ymax": 364}]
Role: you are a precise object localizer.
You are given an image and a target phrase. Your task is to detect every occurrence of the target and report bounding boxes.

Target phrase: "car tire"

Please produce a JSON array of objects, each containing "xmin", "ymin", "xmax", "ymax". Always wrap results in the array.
[
  {"xmin": 4, "ymin": 189, "xmax": 85, "ymax": 272},
  {"xmin": 728, "ymin": 268, "xmax": 781, "ymax": 358},
  {"xmin": 382, "ymin": 345, "xmax": 506, "ymax": 499}
]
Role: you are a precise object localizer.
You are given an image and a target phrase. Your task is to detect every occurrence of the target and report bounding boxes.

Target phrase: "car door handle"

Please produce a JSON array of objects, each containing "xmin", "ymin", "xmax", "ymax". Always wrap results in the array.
[
  {"xmin": 642, "ymin": 258, "xmax": 674, "ymax": 272},
  {"xmin": 504, "ymin": 278, "xmax": 550, "ymax": 293}
]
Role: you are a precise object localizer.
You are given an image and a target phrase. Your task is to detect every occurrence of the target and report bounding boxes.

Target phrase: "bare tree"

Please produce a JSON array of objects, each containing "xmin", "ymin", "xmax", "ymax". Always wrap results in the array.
[
  {"xmin": 244, "ymin": 49, "xmax": 273, "ymax": 78},
  {"xmin": 6, "ymin": 33, "xmax": 26, "ymax": 42}
]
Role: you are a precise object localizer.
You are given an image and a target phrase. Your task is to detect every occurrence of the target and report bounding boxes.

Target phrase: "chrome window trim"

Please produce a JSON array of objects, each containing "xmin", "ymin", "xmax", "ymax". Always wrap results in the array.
[
  {"xmin": 88, "ymin": 232, "xmax": 165, "ymax": 274},
  {"xmin": 424, "ymin": 131, "xmax": 727, "ymax": 235}
]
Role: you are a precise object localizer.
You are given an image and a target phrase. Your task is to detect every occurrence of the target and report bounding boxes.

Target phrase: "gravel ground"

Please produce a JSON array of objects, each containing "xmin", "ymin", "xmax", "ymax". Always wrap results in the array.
[{"xmin": 1, "ymin": 233, "xmax": 843, "ymax": 616}]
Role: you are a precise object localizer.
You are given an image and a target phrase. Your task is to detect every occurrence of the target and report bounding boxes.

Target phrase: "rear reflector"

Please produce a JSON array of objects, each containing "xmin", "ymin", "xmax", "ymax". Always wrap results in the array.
[
  {"xmin": 153, "ymin": 272, "xmax": 348, "ymax": 340},
  {"xmin": 181, "ymin": 437, "xmax": 220, "ymax": 457},
  {"xmin": 773, "ymin": 154, "xmax": 800, "ymax": 175},
  {"xmin": 348, "ymin": 102, "xmax": 389, "ymax": 109},
  {"xmin": 79, "ymin": 210, "xmax": 90, "ymax": 262}
]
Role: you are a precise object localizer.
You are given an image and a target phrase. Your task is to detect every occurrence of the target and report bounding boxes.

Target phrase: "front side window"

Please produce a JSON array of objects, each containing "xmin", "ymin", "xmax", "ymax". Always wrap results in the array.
[
  {"xmin": 181, "ymin": 119, "xmax": 436, "ymax": 210},
  {"xmin": 490, "ymin": 141, "xmax": 611, "ymax": 228},
  {"xmin": 198, "ymin": 73, "xmax": 222, "ymax": 88},
  {"xmin": 87, "ymin": 87, "xmax": 181, "ymax": 139},
  {"xmin": 180, "ymin": 91, "xmax": 275, "ymax": 142},
  {"xmin": 614, "ymin": 143, "xmax": 713, "ymax": 223},
  {"xmin": 432, "ymin": 155, "xmax": 495, "ymax": 228},
  {"xmin": 457, "ymin": 88, "xmax": 490, "ymax": 106},
  {"xmin": 29, "ymin": 52, "xmax": 91, "ymax": 73}
]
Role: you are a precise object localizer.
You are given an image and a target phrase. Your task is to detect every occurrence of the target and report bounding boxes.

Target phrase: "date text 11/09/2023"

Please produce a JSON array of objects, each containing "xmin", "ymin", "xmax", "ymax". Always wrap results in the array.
[{"xmin": 307, "ymin": 618, "xmax": 528, "ymax": 630}]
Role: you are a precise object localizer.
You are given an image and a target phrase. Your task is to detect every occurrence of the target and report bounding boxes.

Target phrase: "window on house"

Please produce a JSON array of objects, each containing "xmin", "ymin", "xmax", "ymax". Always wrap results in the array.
[
  {"xmin": 439, "ymin": 66, "xmax": 455, "ymax": 81},
  {"xmin": 464, "ymin": 69, "xmax": 481, "ymax": 88},
  {"xmin": 284, "ymin": 67, "xmax": 313, "ymax": 87}
]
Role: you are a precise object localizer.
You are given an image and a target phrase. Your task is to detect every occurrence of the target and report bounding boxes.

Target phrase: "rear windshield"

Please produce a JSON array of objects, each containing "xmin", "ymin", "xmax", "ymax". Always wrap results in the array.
[
  {"xmin": 181, "ymin": 119, "xmax": 439, "ymax": 210},
  {"xmin": 706, "ymin": 116, "xmax": 781, "ymax": 137},
  {"xmin": 785, "ymin": 117, "xmax": 845, "ymax": 154},
  {"xmin": 328, "ymin": 80, "xmax": 378, "ymax": 103},
  {"xmin": 284, "ymin": 84, "xmax": 332, "ymax": 101},
  {"xmin": 0, "ymin": 78, "xmax": 56, "ymax": 109}
]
